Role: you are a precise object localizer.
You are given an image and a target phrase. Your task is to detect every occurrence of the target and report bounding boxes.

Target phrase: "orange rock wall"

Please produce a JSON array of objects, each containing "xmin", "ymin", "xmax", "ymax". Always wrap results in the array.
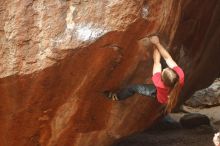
[{"xmin": 0, "ymin": 0, "xmax": 219, "ymax": 146}]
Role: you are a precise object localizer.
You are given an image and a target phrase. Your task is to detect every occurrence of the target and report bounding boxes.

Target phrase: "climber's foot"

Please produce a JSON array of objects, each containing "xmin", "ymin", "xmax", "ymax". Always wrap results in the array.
[{"xmin": 103, "ymin": 91, "xmax": 119, "ymax": 101}]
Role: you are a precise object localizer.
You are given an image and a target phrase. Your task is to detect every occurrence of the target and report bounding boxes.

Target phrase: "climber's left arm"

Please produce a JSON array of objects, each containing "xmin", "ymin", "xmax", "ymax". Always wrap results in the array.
[
  {"xmin": 150, "ymin": 36, "xmax": 178, "ymax": 68},
  {"xmin": 152, "ymin": 48, "xmax": 162, "ymax": 75}
]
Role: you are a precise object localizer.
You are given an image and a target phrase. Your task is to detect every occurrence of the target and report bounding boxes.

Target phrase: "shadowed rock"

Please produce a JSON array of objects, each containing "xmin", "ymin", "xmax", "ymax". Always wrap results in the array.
[{"xmin": 180, "ymin": 113, "xmax": 210, "ymax": 129}]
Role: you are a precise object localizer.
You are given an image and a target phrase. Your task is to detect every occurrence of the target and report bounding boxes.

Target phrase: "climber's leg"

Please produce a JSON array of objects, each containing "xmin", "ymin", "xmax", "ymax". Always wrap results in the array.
[
  {"xmin": 126, "ymin": 84, "xmax": 156, "ymax": 100},
  {"xmin": 104, "ymin": 84, "xmax": 156, "ymax": 101},
  {"xmin": 103, "ymin": 85, "xmax": 135, "ymax": 101}
]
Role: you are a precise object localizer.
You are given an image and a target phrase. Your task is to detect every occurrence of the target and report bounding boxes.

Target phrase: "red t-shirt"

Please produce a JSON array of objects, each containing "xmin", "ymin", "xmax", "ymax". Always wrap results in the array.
[{"xmin": 152, "ymin": 66, "xmax": 184, "ymax": 104}]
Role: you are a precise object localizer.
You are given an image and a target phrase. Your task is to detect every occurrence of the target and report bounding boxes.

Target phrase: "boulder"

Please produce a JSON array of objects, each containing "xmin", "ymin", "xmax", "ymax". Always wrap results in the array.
[
  {"xmin": 180, "ymin": 113, "xmax": 210, "ymax": 129},
  {"xmin": 185, "ymin": 78, "xmax": 220, "ymax": 108},
  {"xmin": 0, "ymin": 0, "xmax": 220, "ymax": 146}
]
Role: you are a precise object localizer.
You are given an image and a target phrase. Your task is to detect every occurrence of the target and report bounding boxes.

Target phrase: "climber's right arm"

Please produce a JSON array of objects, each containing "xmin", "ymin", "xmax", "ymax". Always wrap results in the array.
[{"xmin": 150, "ymin": 36, "xmax": 178, "ymax": 68}]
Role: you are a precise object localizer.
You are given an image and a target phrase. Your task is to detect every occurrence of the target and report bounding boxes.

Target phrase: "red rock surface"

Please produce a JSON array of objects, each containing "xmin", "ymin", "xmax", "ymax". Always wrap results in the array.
[{"xmin": 0, "ymin": 0, "xmax": 219, "ymax": 146}]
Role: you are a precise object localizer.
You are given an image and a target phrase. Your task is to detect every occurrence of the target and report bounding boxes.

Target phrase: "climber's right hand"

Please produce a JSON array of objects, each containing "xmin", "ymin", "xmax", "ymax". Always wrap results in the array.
[{"xmin": 149, "ymin": 36, "xmax": 160, "ymax": 44}]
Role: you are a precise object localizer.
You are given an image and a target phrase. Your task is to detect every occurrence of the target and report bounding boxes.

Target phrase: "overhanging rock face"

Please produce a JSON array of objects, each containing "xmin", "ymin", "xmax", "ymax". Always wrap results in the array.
[{"xmin": 0, "ymin": 0, "xmax": 219, "ymax": 146}]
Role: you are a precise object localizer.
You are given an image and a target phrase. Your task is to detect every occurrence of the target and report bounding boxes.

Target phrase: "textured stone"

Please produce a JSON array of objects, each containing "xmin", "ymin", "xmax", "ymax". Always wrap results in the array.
[
  {"xmin": 180, "ymin": 113, "xmax": 210, "ymax": 129},
  {"xmin": 0, "ymin": 0, "xmax": 220, "ymax": 146},
  {"xmin": 185, "ymin": 78, "xmax": 220, "ymax": 108}
]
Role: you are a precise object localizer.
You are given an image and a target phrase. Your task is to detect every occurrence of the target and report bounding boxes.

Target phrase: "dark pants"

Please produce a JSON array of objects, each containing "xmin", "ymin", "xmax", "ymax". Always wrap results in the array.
[
  {"xmin": 116, "ymin": 84, "xmax": 157, "ymax": 100},
  {"xmin": 115, "ymin": 59, "xmax": 166, "ymax": 100}
]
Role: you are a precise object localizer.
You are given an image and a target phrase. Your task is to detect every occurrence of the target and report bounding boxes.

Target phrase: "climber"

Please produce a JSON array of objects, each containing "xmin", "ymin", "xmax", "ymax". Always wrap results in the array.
[{"xmin": 104, "ymin": 35, "xmax": 184, "ymax": 113}]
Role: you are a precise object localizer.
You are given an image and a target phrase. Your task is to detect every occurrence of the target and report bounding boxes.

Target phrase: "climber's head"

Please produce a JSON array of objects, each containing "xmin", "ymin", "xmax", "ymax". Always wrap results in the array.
[{"xmin": 161, "ymin": 67, "xmax": 178, "ymax": 88}]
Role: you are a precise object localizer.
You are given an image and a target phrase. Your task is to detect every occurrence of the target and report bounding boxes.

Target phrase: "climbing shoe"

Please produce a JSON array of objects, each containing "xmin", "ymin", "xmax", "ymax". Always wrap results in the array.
[{"xmin": 103, "ymin": 91, "xmax": 119, "ymax": 101}]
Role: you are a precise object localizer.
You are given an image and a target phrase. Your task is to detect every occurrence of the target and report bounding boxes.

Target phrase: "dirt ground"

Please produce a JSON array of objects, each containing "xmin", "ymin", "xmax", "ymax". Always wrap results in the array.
[
  {"xmin": 112, "ymin": 106, "xmax": 220, "ymax": 146},
  {"xmin": 113, "ymin": 127, "xmax": 214, "ymax": 146}
]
